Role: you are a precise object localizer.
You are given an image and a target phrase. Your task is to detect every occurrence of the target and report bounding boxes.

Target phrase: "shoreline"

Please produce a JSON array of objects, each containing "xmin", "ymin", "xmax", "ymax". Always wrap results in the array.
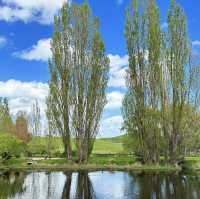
[
  {"xmin": 1, "ymin": 156, "xmax": 200, "ymax": 173},
  {"xmin": 0, "ymin": 163, "xmax": 182, "ymax": 173}
]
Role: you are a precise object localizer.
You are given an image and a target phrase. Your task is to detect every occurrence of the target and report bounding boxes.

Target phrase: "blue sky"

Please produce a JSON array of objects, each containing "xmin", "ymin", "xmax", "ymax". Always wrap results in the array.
[{"xmin": 0, "ymin": 0, "xmax": 200, "ymax": 137}]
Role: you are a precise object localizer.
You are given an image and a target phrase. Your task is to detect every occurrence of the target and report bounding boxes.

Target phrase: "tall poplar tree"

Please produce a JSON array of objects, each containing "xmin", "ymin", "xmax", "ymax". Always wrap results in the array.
[
  {"xmin": 48, "ymin": 3, "xmax": 73, "ymax": 160},
  {"xmin": 123, "ymin": 0, "xmax": 196, "ymax": 164},
  {"xmin": 70, "ymin": 4, "xmax": 109, "ymax": 163},
  {"xmin": 123, "ymin": 0, "xmax": 162, "ymax": 163},
  {"xmin": 166, "ymin": 0, "xmax": 189, "ymax": 163},
  {"xmin": 123, "ymin": 0, "xmax": 149, "ymax": 163},
  {"xmin": 48, "ymin": 2, "xmax": 109, "ymax": 162},
  {"xmin": 146, "ymin": 0, "xmax": 162, "ymax": 163}
]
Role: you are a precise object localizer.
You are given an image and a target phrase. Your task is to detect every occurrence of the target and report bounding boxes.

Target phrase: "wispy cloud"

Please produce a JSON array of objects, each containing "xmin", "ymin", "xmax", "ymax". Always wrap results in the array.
[
  {"xmin": 161, "ymin": 22, "xmax": 168, "ymax": 29},
  {"xmin": 0, "ymin": 36, "xmax": 7, "ymax": 47},
  {"xmin": 192, "ymin": 40, "xmax": 200, "ymax": 46},
  {"xmin": 100, "ymin": 115, "xmax": 123, "ymax": 137},
  {"xmin": 106, "ymin": 91, "xmax": 124, "ymax": 109},
  {"xmin": 108, "ymin": 54, "xmax": 128, "ymax": 88}
]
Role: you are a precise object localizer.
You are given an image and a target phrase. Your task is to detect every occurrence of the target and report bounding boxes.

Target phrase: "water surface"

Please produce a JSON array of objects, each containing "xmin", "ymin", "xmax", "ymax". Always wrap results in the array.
[{"xmin": 0, "ymin": 170, "xmax": 200, "ymax": 199}]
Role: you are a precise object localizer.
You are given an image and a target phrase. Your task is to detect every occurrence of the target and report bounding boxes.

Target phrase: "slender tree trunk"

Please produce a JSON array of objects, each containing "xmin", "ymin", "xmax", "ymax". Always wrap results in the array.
[{"xmin": 62, "ymin": 134, "xmax": 72, "ymax": 160}]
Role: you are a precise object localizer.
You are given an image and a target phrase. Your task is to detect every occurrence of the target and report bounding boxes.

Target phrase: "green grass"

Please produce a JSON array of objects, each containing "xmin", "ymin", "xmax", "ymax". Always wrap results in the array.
[
  {"xmin": 1, "ymin": 133, "xmax": 199, "ymax": 172},
  {"xmin": 0, "ymin": 156, "xmax": 181, "ymax": 172},
  {"xmin": 182, "ymin": 156, "xmax": 200, "ymax": 171},
  {"xmin": 92, "ymin": 139, "xmax": 124, "ymax": 154},
  {"xmin": 27, "ymin": 136, "xmax": 125, "ymax": 156},
  {"xmin": 89, "ymin": 154, "xmax": 135, "ymax": 165},
  {"xmin": 184, "ymin": 156, "xmax": 200, "ymax": 161},
  {"xmin": 38, "ymin": 158, "xmax": 69, "ymax": 165}
]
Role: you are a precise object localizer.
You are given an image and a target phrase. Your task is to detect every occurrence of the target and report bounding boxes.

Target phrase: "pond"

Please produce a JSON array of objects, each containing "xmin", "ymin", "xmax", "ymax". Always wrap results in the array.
[{"xmin": 0, "ymin": 170, "xmax": 200, "ymax": 199}]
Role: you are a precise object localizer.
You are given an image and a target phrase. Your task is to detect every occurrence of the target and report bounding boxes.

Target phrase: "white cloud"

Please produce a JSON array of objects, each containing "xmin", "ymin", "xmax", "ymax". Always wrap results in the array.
[
  {"xmin": 0, "ymin": 79, "xmax": 48, "ymax": 115},
  {"xmin": 161, "ymin": 22, "xmax": 168, "ymax": 29},
  {"xmin": 109, "ymin": 54, "xmax": 128, "ymax": 69},
  {"xmin": 100, "ymin": 115, "xmax": 123, "ymax": 138},
  {"xmin": 0, "ymin": 6, "xmax": 32, "ymax": 23},
  {"xmin": 108, "ymin": 67, "xmax": 127, "ymax": 88},
  {"xmin": 108, "ymin": 54, "xmax": 128, "ymax": 88},
  {"xmin": 0, "ymin": 79, "xmax": 124, "ymax": 137},
  {"xmin": 0, "ymin": 0, "xmax": 68, "ymax": 25},
  {"xmin": 14, "ymin": 38, "xmax": 51, "ymax": 62},
  {"xmin": 13, "ymin": 40, "xmax": 129, "ymax": 89},
  {"xmin": 106, "ymin": 91, "xmax": 124, "ymax": 109},
  {"xmin": 0, "ymin": 36, "xmax": 7, "ymax": 47},
  {"xmin": 192, "ymin": 40, "xmax": 200, "ymax": 46}
]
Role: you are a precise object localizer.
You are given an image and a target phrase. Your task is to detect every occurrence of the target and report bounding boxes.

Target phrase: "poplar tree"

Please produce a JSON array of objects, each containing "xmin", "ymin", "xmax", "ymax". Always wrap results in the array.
[
  {"xmin": 166, "ymin": 0, "xmax": 189, "ymax": 163},
  {"xmin": 123, "ymin": 0, "xmax": 149, "ymax": 163},
  {"xmin": 70, "ymin": 4, "xmax": 109, "ymax": 163},
  {"xmin": 48, "ymin": 2, "xmax": 109, "ymax": 162},
  {"xmin": 48, "ymin": 3, "xmax": 73, "ymax": 160},
  {"xmin": 0, "ymin": 98, "xmax": 13, "ymax": 134},
  {"xmin": 146, "ymin": 0, "xmax": 162, "ymax": 163},
  {"xmin": 123, "ymin": 0, "xmax": 196, "ymax": 164},
  {"xmin": 123, "ymin": 0, "xmax": 162, "ymax": 163},
  {"xmin": 29, "ymin": 99, "xmax": 41, "ymax": 136}
]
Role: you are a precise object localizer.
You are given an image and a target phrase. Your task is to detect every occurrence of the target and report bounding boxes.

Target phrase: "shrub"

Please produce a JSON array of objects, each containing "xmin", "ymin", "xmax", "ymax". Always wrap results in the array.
[{"xmin": 0, "ymin": 132, "xmax": 25, "ymax": 159}]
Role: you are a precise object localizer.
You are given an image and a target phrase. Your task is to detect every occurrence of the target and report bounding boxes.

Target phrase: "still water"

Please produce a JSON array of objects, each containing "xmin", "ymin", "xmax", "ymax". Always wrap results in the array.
[{"xmin": 0, "ymin": 170, "xmax": 200, "ymax": 199}]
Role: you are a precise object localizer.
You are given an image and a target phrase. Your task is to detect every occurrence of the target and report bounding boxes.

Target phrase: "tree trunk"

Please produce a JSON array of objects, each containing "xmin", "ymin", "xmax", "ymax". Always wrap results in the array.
[
  {"xmin": 78, "ymin": 141, "xmax": 89, "ymax": 164},
  {"xmin": 62, "ymin": 135, "xmax": 72, "ymax": 161}
]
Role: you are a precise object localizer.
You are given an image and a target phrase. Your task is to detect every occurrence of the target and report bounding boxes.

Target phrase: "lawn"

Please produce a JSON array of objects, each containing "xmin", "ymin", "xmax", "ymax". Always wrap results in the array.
[{"xmin": 27, "ymin": 135, "xmax": 125, "ymax": 156}]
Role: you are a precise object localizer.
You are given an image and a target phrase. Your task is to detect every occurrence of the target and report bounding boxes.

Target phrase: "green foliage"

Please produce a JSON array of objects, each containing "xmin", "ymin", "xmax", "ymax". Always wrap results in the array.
[
  {"xmin": 48, "ymin": 1, "xmax": 109, "ymax": 163},
  {"xmin": 0, "ymin": 132, "xmax": 25, "ymax": 158},
  {"xmin": 123, "ymin": 0, "xmax": 200, "ymax": 164},
  {"xmin": 27, "ymin": 137, "xmax": 61, "ymax": 156},
  {"xmin": 0, "ymin": 98, "xmax": 14, "ymax": 134},
  {"xmin": 29, "ymin": 99, "xmax": 41, "ymax": 136},
  {"xmin": 0, "ymin": 172, "xmax": 25, "ymax": 198}
]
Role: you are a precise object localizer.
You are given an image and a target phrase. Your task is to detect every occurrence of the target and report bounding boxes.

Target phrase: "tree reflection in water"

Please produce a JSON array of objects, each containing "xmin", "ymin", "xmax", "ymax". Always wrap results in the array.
[
  {"xmin": 1, "ymin": 171, "xmax": 200, "ymax": 199},
  {"xmin": 61, "ymin": 172, "xmax": 72, "ymax": 199},
  {"xmin": 62, "ymin": 172, "xmax": 96, "ymax": 199},
  {"xmin": 129, "ymin": 172, "xmax": 200, "ymax": 199},
  {"xmin": 0, "ymin": 171, "xmax": 26, "ymax": 199}
]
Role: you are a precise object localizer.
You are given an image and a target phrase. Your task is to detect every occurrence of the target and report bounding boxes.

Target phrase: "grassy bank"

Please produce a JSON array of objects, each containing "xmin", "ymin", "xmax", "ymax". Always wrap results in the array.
[
  {"xmin": 0, "ymin": 155, "xmax": 181, "ymax": 172},
  {"xmin": 182, "ymin": 157, "xmax": 200, "ymax": 171},
  {"xmin": 0, "ymin": 133, "xmax": 199, "ymax": 173}
]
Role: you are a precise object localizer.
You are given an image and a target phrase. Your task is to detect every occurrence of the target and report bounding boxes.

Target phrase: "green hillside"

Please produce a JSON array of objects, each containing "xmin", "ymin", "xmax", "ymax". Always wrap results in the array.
[{"xmin": 27, "ymin": 135, "xmax": 127, "ymax": 156}]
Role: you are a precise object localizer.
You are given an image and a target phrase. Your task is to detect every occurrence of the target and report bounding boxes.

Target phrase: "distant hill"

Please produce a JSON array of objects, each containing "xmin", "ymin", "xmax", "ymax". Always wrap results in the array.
[{"xmin": 98, "ymin": 134, "xmax": 127, "ymax": 143}]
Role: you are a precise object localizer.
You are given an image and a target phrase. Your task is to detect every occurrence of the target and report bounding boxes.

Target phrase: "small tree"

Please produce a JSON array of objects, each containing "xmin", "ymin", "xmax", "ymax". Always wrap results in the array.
[
  {"xmin": 15, "ymin": 111, "xmax": 30, "ymax": 142},
  {"xmin": 45, "ymin": 95, "xmax": 57, "ymax": 157},
  {"xmin": 29, "ymin": 99, "xmax": 41, "ymax": 136},
  {"xmin": 0, "ymin": 98, "xmax": 14, "ymax": 134}
]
